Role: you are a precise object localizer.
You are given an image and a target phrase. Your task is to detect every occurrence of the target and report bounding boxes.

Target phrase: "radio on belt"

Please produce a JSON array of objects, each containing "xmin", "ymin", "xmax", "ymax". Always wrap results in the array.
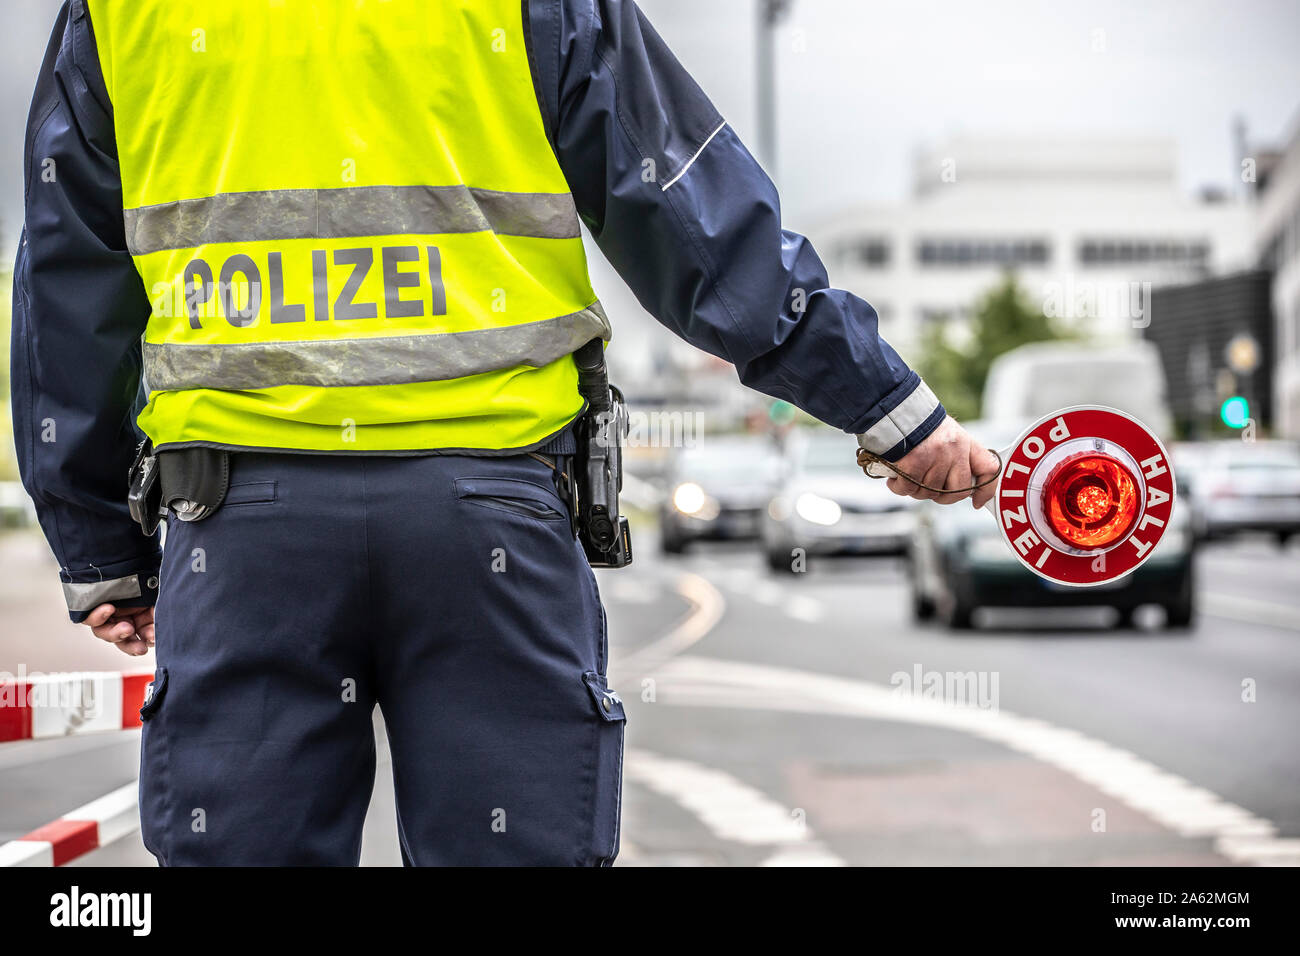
[
  {"xmin": 573, "ymin": 339, "xmax": 633, "ymax": 569},
  {"xmin": 988, "ymin": 405, "xmax": 1175, "ymax": 587}
]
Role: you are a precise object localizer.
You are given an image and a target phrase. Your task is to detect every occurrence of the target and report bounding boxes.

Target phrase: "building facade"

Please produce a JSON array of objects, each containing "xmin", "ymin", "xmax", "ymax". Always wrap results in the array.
[
  {"xmin": 812, "ymin": 135, "xmax": 1254, "ymax": 359},
  {"xmin": 1256, "ymin": 124, "xmax": 1300, "ymax": 439}
]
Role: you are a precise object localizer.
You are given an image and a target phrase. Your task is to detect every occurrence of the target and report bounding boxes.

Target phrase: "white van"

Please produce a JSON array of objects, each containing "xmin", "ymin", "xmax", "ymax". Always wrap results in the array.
[{"xmin": 981, "ymin": 341, "xmax": 1173, "ymax": 440}]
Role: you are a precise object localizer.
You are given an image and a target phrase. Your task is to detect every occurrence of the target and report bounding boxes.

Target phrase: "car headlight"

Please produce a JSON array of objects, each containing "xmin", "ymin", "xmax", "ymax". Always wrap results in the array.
[
  {"xmin": 672, "ymin": 482, "xmax": 707, "ymax": 515},
  {"xmin": 795, "ymin": 492, "xmax": 842, "ymax": 526}
]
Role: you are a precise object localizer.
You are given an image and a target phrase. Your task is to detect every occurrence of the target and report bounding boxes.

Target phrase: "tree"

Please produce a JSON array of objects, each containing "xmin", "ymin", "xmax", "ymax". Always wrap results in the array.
[{"xmin": 916, "ymin": 273, "xmax": 1068, "ymax": 422}]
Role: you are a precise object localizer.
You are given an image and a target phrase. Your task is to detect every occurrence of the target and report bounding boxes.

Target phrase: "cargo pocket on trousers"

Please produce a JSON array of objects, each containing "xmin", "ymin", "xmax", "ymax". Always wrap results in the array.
[
  {"xmin": 137, "ymin": 667, "xmax": 171, "ymax": 865},
  {"xmin": 139, "ymin": 667, "xmax": 168, "ymax": 721},
  {"xmin": 583, "ymin": 671, "xmax": 626, "ymax": 866}
]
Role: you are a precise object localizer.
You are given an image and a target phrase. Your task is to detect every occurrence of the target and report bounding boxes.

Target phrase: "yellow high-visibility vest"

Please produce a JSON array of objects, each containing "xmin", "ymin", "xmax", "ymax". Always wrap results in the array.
[{"xmin": 88, "ymin": 0, "xmax": 608, "ymax": 453}]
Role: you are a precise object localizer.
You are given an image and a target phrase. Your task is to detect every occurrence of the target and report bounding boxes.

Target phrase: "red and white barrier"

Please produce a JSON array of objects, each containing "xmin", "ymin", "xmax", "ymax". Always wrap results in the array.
[
  {"xmin": 0, "ymin": 783, "xmax": 139, "ymax": 866},
  {"xmin": 0, "ymin": 670, "xmax": 153, "ymax": 865},
  {"xmin": 0, "ymin": 670, "xmax": 153, "ymax": 743}
]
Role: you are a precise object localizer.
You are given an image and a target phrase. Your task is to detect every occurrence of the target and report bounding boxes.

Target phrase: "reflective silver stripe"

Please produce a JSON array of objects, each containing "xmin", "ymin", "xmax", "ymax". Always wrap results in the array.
[
  {"xmin": 143, "ymin": 303, "xmax": 610, "ymax": 392},
  {"xmin": 62, "ymin": 575, "xmax": 143, "ymax": 613},
  {"xmin": 856, "ymin": 379, "xmax": 942, "ymax": 456},
  {"xmin": 123, "ymin": 185, "xmax": 582, "ymax": 256}
]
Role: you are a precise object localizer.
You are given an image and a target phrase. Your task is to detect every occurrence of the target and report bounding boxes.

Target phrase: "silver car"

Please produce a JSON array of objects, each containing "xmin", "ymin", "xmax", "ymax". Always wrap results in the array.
[
  {"xmin": 762, "ymin": 430, "xmax": 916, "ymax": 572},
  {"xmin": 660, "ymin": 437, "xmax": 785, "ymax": 553},
  {"xmin": 1175, "ymin": 440, "xmax": 1300, "ymax": 544}
]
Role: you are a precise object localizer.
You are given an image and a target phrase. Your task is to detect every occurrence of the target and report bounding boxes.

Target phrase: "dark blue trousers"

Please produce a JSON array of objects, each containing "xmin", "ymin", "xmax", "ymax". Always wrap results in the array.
[{"xmin": 139, "ymin": 451, "xmax": 625, "ymax": 866}]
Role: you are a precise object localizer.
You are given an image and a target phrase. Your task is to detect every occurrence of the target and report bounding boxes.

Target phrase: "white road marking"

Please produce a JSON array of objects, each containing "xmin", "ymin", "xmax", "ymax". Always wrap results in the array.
[
  {"xmin": 785, "ymin": 596, "xmax": 826, "ymax": 623},
  {"xmin": 718, "ymin": 567, "xmax": 754, "ymax": 592},
  {"xmin": 603, "ymin": 579, "xmax": 659, "ymax": 604},
  {"xmin": 650, "ymin": 655, "xmax": 1299, "ymax": 866},
  {"xmin": 614, "ymin": 573, "xmax": 725, "ymax": 681},
  {"xmin": 701, "ymin": 565, "xmax": 827, "ymax": 624},
  {"xmin": 759, "ymin": 844, "xmax": 846, "ymax": 866},
  {"xmin": 623, "ymin": 748, "xmax": 845, "ymax": 866},
  {"xmin": 1202, "ymin": 592, "xmax": 1300, "ymax": 632}
]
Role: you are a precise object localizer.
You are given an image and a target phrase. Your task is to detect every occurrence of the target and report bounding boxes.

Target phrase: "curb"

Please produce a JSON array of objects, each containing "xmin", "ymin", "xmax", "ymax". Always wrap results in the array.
[{"xmin": 0, "ymin": 783, "xmax": 139, "ymax": 866}]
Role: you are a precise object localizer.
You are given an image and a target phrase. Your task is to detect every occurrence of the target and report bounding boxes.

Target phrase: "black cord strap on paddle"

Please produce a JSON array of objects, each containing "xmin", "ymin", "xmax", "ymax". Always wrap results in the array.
[{"xmin": 856, "ymin": 446, "xmax": 1003, "ymax": 495}]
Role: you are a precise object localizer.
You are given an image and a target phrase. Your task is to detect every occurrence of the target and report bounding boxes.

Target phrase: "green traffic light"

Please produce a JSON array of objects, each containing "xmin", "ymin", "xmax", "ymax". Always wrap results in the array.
[
  {"xmin": 1220, "ymin": 396, "xmax": 1249, "ymax": 429},
  {"xmin": 769, "ymin": 400, "xmax": 796, "ymax": 425}
]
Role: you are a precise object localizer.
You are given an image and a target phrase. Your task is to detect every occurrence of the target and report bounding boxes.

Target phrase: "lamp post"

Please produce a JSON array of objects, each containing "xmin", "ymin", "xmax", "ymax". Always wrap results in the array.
[{"xmin": 756, "ymin": 0, "xmax": 793, "ymax": 180}]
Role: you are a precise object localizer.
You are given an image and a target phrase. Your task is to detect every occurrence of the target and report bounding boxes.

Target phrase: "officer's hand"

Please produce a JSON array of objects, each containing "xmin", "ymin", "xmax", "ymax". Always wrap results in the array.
[
  {"xmin": 884, "ymin": 416, "xmax": 1001, "ymax": 509},
  {"xmin": 85, "ymin": 603, "xmax": 155, "ymax": 656}
]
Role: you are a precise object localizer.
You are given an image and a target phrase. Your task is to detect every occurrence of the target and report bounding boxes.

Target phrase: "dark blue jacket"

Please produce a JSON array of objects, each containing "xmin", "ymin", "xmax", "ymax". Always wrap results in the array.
[{"xmin": 12, "ymin": 0, "xmax": 944, "ymax": 621}]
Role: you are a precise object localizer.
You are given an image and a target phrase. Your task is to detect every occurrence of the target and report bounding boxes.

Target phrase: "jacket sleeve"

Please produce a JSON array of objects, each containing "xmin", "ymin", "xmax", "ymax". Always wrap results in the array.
[
  {"xmin": 10, "ymin": 0, "xmax": 159, "ymax": 624},
  {"xmin": 525, "ymin": 0, "xmax": 945, "ymax": 460}
]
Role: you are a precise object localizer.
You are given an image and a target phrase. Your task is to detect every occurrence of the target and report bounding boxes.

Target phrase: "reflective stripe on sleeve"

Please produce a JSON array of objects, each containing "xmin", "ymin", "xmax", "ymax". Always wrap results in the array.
[
  {"xmin": 61, "ymin": 575, "xmax": 143, "ymax": 613},
  {"xmin": 142, "ymin": 303, "xmax": 611, "ymax": 392},
  {"xmin": 856, "ymin": 379, "xmax": 942, "ymax": 456},
  {"xmin": 123, "ymin": 185, "xmax": 583, "ymax": 257}
]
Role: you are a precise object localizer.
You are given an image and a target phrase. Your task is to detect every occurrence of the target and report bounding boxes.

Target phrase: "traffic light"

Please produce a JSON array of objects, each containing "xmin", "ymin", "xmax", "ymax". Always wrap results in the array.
[
  {"xmin": 769, "ymin": 400, "xmax": 796, "ymax": 425},
  {"xmin": 1220, "ymin": 396, "xmax": 1250, "ymax": 429}
]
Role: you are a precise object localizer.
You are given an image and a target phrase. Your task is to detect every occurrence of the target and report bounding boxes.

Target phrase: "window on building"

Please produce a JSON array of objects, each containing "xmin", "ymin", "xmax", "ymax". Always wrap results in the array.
[
  {"xmin": 918, "ymin": 306, "xmax": 967, "ymax": 327},
  {"xmin": 839, "ymin": 238, "xmax": 892, "ymax": 269},
  {"xmin": 915, "ymin": 238, "xmax": 1050, "ymax": 268},
  {"xmin": 1079, "ymin": 238, "xmax": 1213, "ymax": 267}
]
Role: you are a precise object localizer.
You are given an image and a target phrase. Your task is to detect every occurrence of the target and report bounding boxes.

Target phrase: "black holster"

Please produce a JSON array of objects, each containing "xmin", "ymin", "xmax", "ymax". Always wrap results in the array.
[
  {"xmin": 572, "ymin": 339, "xmax": 632, "ymax": 568},
  {"xmin": 128, "ymin": 441, "xmax": 230, "ymax": 535}
]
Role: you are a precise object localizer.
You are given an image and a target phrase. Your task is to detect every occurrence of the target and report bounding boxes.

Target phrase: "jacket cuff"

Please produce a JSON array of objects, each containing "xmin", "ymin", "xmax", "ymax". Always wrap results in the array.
[
  {"xmin": 854, "ymin": 376, "xmax": 947, "ymax": 463},
  {"xmin": 60, "ymin": 554, "xmax": 161, "ymax": 624}
]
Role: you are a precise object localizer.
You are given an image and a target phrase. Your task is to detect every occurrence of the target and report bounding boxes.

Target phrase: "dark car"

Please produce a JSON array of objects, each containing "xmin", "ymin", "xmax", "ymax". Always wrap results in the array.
[
  {"xmin": 907, "ymin": 421, "xmax": 1196, "ymax": 630},
  {"xmin": 660, "ymin": 437, "xmax": 785, "ymax": 553}
]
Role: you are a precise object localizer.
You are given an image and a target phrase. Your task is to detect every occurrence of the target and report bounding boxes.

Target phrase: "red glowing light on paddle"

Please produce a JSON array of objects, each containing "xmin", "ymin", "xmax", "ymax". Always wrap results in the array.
[{"xmin": 1043, "ymin": 454, "xmax": 1139, "ymax": 549}]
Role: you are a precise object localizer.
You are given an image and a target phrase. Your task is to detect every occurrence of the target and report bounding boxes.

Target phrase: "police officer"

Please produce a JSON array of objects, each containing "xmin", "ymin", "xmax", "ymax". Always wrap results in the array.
[{"xmin": 13, "ymin": 0, "xmax": 1000, "ymax": 866}]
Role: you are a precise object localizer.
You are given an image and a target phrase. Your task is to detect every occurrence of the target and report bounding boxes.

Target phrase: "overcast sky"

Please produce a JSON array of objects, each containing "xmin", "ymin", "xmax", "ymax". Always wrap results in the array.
[{"xmin": 2, "ymin": 0, "xmax": 1298, "ymax": 254}]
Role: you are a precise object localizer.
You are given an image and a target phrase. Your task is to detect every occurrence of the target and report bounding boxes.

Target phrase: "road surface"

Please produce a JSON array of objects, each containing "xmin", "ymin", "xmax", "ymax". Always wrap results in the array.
[{"xmin": 2, "ymin": 526, "xmax": 1297, "ymax": 866}]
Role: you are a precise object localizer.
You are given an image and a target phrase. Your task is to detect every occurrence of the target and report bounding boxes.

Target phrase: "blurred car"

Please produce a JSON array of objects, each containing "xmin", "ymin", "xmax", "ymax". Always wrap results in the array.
[
  {"xmin": 1175, "ymin": 440, "xmax": 1300, "ymax": 544},
  {"xmin": 761, "ymin": 429, "xmax": 916, "ymax": 571},
  {"xmin": 660, "ymin": 437, "xmax": 785, "ymax": 553},
  {"xmin": 908, "ymin": 418, "xmax": 1195, "ymax": 630}
]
